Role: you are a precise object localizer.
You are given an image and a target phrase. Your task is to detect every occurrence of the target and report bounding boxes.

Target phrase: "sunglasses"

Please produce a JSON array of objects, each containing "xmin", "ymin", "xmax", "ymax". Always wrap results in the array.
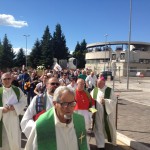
[
  {"xmin": 57, "ymin": 101, "xmax": 76, "ymax": 107},
  {"xmin": 50, "ymin": 82, "xmax": 60, "ymax": 86},
  {"xmin": 3, "ymin": 78, "xmax": 11, "ymax": 81}
]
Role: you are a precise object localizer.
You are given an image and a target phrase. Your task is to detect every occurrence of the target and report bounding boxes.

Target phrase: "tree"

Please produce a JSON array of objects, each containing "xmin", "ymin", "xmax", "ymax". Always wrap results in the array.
[
  {"xmin": 72, "ymin": 39, "xmax": 87, "ymax": 68},
  {"xmin": 0, "ymin": 34, "xmax": 15, "ymax": 70},
  {"xmin": 29, "ymin": 39, "xmax": 42, "ymax": 68},
  {"xmin": 52, "ymin": 24, "xmax": 69, "ymax": 62},
  {"xmin": 15, "ymin": 48, "xmax": 26, "ymax": 67},
  {"xmin": 41, "ymin": 26, "xmax": 54, "ymax": 68}
]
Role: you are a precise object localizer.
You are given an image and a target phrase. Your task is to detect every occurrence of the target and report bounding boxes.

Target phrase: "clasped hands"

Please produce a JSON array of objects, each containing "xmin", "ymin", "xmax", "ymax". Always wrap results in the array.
[{"xmin": 3, "ymin": 104, "xmax": 15, "ymax": 113}]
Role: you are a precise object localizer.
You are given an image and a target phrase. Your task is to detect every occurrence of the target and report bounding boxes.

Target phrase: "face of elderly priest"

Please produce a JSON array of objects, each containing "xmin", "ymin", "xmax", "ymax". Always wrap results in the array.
[
  {"xmin": 53, "ymin": 86, "xmax": 76, "ymax": 123},
  {"xmin": 1, "ymin": 72, "xmax": 12, "ymax": 88},
  {"xmin": 97, "ymin": 77, "xmax": 106, "ymax": 89}
]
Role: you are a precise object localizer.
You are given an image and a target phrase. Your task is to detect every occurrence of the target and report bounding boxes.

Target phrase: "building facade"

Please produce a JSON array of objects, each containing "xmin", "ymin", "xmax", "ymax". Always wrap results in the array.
[{"xmin": 85, "ymin": 41, "xmax": 150, "ymax": 77}]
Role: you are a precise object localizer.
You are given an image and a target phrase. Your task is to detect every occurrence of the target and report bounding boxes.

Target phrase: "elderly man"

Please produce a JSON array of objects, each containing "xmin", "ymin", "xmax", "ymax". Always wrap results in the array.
[
  {"xmin": 0, "ymin": 72, "xmax": 27, "ymax": 150},
  {"xmin": 91, "ymin": 77, "xmax": 117, "ymax": 150},
  {"xmin": 21, "ymin": 77, "xmax": 60, "ymax": 138},
  {"xmin": 25, "ymin": 86, "xmax": 90, "ymax": 150},
  {"xmin": 75, "ymin": 78, "xmax": 95, "ymax": 130}
]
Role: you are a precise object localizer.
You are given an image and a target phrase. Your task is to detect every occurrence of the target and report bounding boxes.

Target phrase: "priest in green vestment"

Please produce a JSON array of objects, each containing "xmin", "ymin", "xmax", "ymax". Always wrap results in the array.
[{"xmin": 25, "ymin": 86, "xmax": 90, "ymax": 150}]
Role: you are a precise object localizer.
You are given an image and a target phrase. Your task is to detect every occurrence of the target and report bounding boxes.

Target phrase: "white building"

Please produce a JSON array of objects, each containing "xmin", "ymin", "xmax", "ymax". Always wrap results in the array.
[{"xmin": 85, "ymin": 41, "xmax": 150, "ymax": 77}]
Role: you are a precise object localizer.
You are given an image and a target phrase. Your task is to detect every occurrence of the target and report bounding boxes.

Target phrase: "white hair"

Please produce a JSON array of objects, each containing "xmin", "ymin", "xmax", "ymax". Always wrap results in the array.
[{"xmin": 53, "ymin": 86, "xmax": 75, "ymax": 102}]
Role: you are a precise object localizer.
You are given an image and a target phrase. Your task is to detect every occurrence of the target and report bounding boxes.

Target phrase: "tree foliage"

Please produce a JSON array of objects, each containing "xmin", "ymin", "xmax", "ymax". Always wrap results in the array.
[
  {"xmin": 15, "ymin": 48, "xmax": 26, "ymax": 67},
  {"xmin": 29, "ymin": 39, "xmax": 42, "ymax": 68},
  {"xmin": 0, "ymin": 34, "xmax": 15, "ymax": 70},
  {"xmin": 52, "ymin": 24, "xmax": 69, "ymax": 62},
  {"xmin": 40, "ymin": 26, "xmax": 54, "ymax": 68},
  {"xmin": 72, "ymin": 39, "xmax": 87, "ymax": 68}
]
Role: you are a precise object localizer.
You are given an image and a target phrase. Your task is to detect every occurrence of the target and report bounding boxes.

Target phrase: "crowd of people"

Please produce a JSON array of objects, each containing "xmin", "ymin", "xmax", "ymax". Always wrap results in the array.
[{"xmin": 0, "ymin": 67, "xmax": 117, "ymax": 150}]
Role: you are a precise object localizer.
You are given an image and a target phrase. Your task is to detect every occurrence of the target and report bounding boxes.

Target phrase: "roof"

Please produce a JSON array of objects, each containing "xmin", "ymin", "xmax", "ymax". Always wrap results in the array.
[{"xmin": 87, "ymin": 41, "xmax": 150, "ymax": 48}]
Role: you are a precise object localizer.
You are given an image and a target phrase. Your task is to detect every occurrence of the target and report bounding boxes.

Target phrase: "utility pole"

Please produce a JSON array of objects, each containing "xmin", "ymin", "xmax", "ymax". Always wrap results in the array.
[
  {"xmin": 127, "ymin": 0, "xmax": 132, "ymax": 90},
  {"xmin": 104, "ymin": 34, "xmax": 108, "ymax": 71},
  {"xmin": 23, "ymin": 35, "xmax": 30, "ymax": 68}
]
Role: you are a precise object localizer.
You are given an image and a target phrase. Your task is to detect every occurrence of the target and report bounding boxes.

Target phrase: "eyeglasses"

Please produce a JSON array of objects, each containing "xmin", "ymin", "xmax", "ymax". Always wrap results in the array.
[
  {"xmin": 3, "ymin": 78, "xmax": 11, "ymax": 81},
  {"xmin": 57, "ymin": 101, "xmax": 76, "ymax": 107},
  {"xmin": 50, "ymin": 82, "xmax": 60, "ymax": 86}
]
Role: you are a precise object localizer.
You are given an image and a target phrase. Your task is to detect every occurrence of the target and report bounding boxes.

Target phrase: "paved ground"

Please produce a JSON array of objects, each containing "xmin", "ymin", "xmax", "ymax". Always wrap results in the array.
[
  {"xmin": 107, "ymin": 77, "xmax": 150, "ymax": 150},
  {"xmin": 21, "ymin": 77, "xmax": 150, "ymax": 150}
]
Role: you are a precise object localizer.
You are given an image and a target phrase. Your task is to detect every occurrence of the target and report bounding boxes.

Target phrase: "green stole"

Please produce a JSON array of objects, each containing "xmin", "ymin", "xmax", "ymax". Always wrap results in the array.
[
  {"xmin": 93, "ymin": 87, "xmax": 112, "ymax": 142},
  {"xmin": 0, "ymin": 85, "xmax": 20, "ymax": 147},
  {"xmin": 36, "ymin": 108, "xmax": 88, "ymax": 150}
]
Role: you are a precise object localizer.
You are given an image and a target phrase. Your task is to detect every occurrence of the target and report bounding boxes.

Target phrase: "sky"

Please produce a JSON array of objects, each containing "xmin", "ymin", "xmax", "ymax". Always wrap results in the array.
[{"xmin": 0, "ymin": 0, "xmax": 150, "ymax": 54}]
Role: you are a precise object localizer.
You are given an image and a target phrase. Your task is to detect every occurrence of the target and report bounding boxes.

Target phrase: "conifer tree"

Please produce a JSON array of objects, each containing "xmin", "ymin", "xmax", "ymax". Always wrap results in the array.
[
  {"xmin": 15, "ymin": 48, "xmax": 26, "ymax": 67},
  {"xmin": 0, "ymin": 34, "xmax": 15, "ymax": 70},
  {"xmin": 52, "ymin": 24, "xmax": 69, "ymax": 62},
  {"xmin": 41, "ymin": 26, "xmax": 53, "ymax": 68},
  {"xmin": 29, "ymin": 39, "xmax": 42, "ymax": 68}
]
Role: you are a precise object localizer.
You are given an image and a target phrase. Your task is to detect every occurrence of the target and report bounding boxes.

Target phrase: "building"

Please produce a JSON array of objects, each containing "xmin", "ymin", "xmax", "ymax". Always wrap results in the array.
[{"xmin": 85, "ymin": 41, "xmax": 150, "ymax": 77}]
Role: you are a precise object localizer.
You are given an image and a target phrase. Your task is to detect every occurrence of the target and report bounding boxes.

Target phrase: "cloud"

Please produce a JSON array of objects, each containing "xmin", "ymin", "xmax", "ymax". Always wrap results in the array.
[
  {"xmin": 0, "ymin": 14, "xmax": 28, "ymax": 28},
  {"xmin": 13, "ymin": 48, "xmax": 20, "ymax": 54},
  {"xmin": 13, "ymin": 47, "xmax": 31, "ymax": 55}
]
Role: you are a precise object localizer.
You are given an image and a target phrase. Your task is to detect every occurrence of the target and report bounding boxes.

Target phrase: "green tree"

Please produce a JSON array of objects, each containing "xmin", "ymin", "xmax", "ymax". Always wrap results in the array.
[
  {"xmin": 29, "ymin": 39, "xmax": 42, "ymax": 68},
  {"xmin": 72, "ymin": 39, "xmax": 87, "ymax": 68},
  {"xmin": 15, "ymin": 48, "xmax": 26, "ymax": 67},
  {"xmin": 0, "ymin": 34, "xmax": 15, "ymax": 70},
  {"xmin": 41, "ymin": 26, "xmax": 53, "ymax": 68},
  {"xmin": 52, "ymin": 24, "xmax": 69, "ymax": 62}
]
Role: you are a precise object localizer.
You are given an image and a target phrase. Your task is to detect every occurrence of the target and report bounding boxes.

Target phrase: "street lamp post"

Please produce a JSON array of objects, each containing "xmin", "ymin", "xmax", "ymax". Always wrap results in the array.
[
  {"xmin": 127, "ymin": 0, "xmax": 132, "ymax": 90},
  {"xmin": 104, "ymin": 34, "xmax": 108, "ymax": 71},
  {"xmin": 23, "ymin": 35, "xmax": 30, "ymax": 68}
]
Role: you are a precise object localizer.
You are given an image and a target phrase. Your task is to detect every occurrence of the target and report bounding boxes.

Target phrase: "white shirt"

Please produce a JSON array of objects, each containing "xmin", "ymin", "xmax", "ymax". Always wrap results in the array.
[
  {"xmin": 21, "ymin": 92, "xmax": 53, "ymax": 138},
  {"xmin": 85, "ymin": 75, "xmax": 97, "ymax": 88}
]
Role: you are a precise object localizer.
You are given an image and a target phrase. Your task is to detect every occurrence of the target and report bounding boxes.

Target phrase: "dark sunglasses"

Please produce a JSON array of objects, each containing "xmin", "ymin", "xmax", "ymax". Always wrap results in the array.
[
  {"xmin": 3, "ymin": 78, "xmax": 11, "ymax": 81},
  {"xmin": 57, "ymin": 101, "xmax": 76, "ymax": 107},
  {"xmin": 50, "ymin": 82, "xmax": 60, "ymax": 86}
]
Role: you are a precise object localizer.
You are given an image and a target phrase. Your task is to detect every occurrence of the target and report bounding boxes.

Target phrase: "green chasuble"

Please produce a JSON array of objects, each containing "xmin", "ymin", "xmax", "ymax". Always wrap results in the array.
[
  {"xmin": 36, "ymin": 108, "xmax": 89, "ymax": 150},
  {"xmin": 0, "ymin": 85, "xmax": 20, "ymax": 147},
  {"xmin": 93, "ymin": 87, "xmax": 112, "ymax": 142}
]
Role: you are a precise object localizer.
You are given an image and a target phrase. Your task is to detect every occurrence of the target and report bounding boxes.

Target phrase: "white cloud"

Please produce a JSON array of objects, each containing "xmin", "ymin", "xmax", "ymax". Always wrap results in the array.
[
  {"xmin": 0, "ymin": 14, "xmax": 28, "ymax": 28},
  {"xmin": 13, "ymin": 48, "xmax": 20, "ymax": 54},
  {"xmin": 13, "ymin": 47, "xmax": 31, "ymax": 55}
]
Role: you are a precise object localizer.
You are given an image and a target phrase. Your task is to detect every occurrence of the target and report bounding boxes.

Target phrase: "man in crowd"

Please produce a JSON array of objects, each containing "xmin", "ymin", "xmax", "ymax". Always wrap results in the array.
[
  {"xmin": 85, "ymin": 71, "xmax": 97, "ymax": 93},
  {"xmin": 25, "ymin": 86, "xmax": 90, "ymax": 150},
  {"xmin": 21, "ymin": 77, "xmax": 59, "ymax": 138},
  {"xmin": 59, "ymin": 73, "xmax": 70, "ymax": 86},
  {"xmin": 91, "ymin": 76, "xmax": 117, "ymax": 150},
  {"xmin": 74, "ymin": 78, "xmax": 95, "ymax": 130},
  {"xmin": 0, "ymin": 72, "xmax": 27, "ymax": 150},
  {"xmin": 34, "ymin": 74, "xmax": 48, "ymax": 96}
]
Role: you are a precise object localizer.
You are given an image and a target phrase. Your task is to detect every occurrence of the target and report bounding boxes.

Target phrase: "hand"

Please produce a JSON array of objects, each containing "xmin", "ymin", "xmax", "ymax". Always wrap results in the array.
[
  {"xmin": 2, "ymin": 107, "xmax": 10, "ymax": 113},
  {"xmin": 9, "ymin": 105, "xmax": 15, "ymax": 111},
  {"xmin": 101, "ymin": 98, "xmax": 105, "ymax": 105}
]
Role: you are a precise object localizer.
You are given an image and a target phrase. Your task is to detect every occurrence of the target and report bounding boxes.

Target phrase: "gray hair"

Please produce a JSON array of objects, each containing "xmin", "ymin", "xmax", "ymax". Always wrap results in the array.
[{"xmin": 53, "ymin": 86, "xmax": 75, "ymax": 102}]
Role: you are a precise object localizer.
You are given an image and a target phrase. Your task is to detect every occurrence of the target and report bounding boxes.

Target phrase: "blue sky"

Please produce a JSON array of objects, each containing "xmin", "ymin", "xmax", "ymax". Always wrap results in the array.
[{"xmin": 0, "ymin": 0, "xmax": 150, "ymax": 54}]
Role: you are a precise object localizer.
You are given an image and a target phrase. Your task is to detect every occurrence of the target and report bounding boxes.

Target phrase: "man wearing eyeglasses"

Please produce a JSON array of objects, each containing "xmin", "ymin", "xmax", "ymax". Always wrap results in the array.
[
  {"xmin": 25, "ymin": 86, "xmax": 90, "ymax": 150},
  {"xmin": 0, "ymin": 72, "xmax": 27, "ymax": 150},
  {"xmin": 21, "ymin": 77, "xmax": 60, "ymax": 139}
]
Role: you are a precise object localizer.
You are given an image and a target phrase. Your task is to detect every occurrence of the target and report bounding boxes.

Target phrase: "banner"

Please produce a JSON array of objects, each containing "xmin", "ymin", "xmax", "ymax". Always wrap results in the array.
[{"xmin": 53, "ymin": 63, "xmax": 62, "ymax": 71}]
